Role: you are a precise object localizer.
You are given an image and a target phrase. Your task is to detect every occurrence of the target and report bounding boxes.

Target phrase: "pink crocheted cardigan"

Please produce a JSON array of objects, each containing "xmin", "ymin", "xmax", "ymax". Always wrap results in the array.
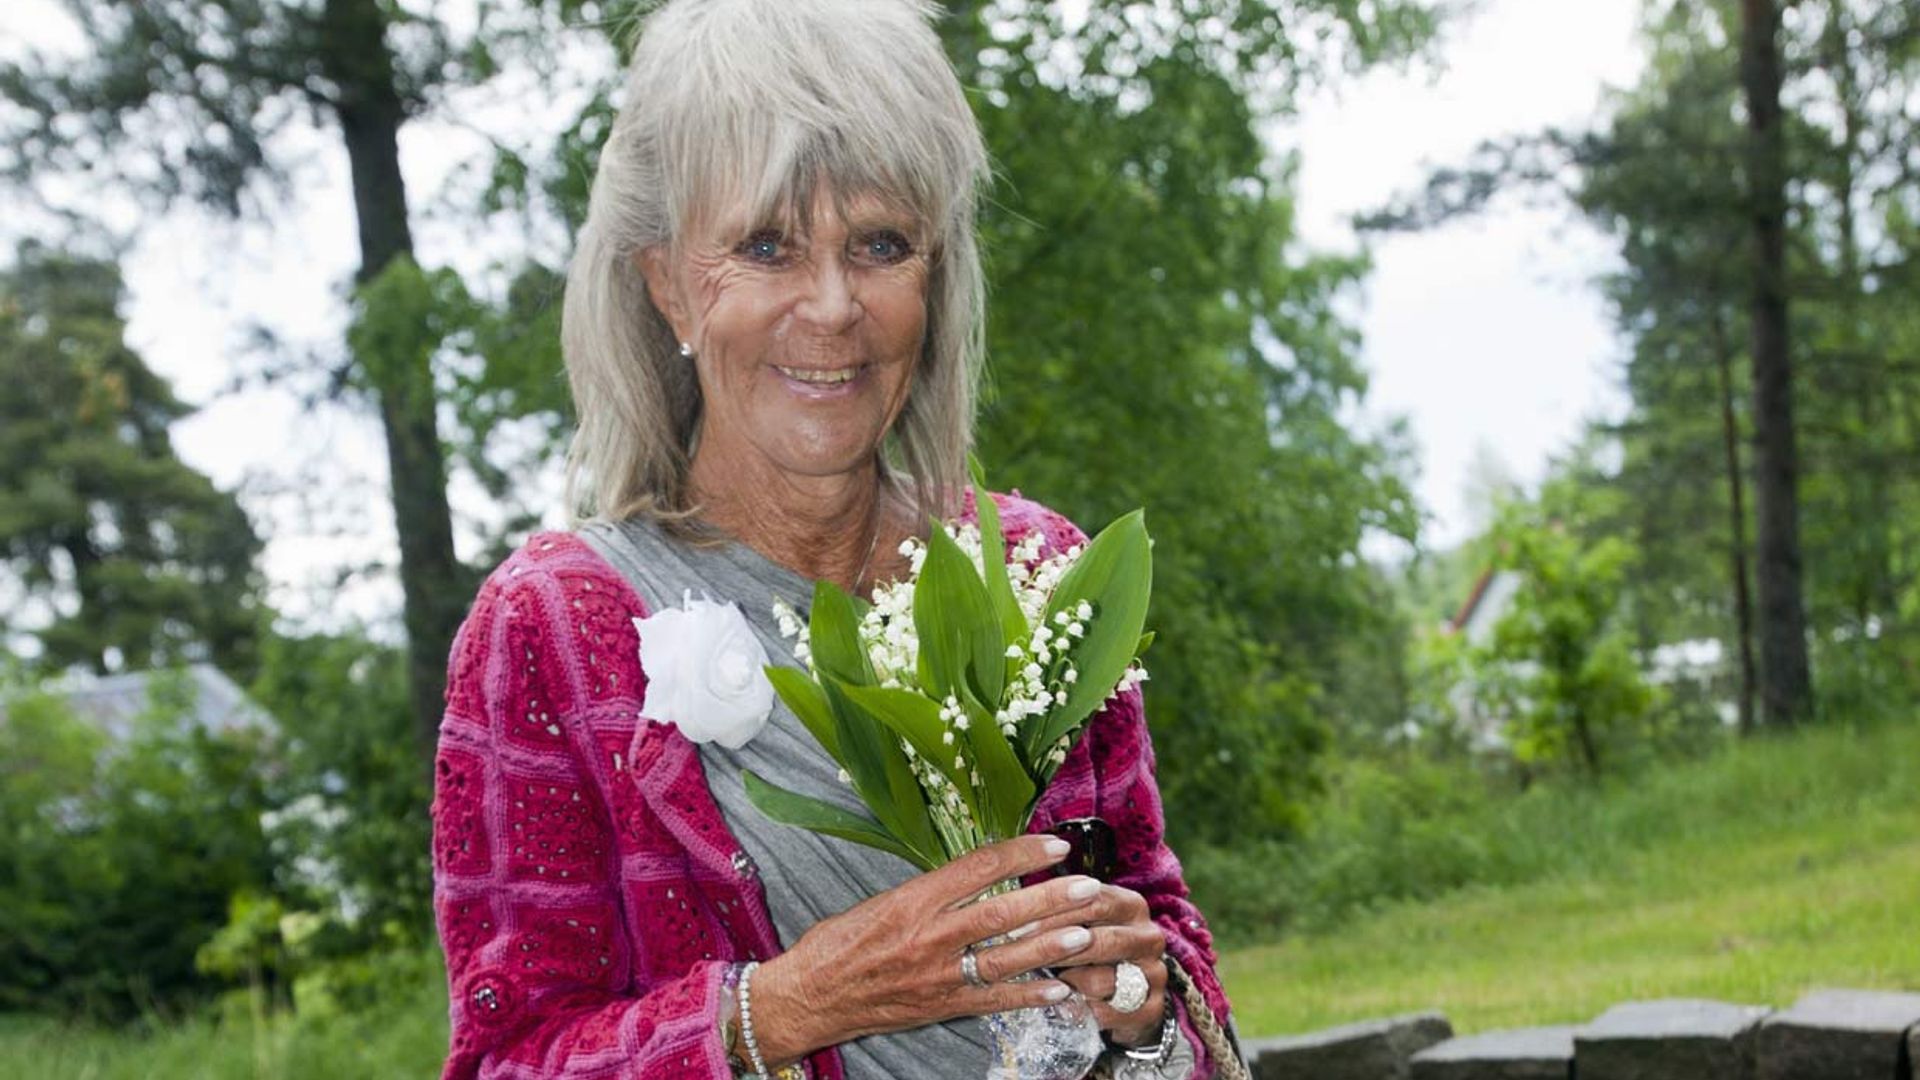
[{"xmin": 431, "ymin": 493, "xmax": 1234, "ymax": 1079}]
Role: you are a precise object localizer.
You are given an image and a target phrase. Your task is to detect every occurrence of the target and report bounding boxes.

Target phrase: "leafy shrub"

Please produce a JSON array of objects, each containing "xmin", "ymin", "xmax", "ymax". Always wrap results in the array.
[{"xmin": 0, "ymin": 675, "xmax": 275, "ymax": 1019}]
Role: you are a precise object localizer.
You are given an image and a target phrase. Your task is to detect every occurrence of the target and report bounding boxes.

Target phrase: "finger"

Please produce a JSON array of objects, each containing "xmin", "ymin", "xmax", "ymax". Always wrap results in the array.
[
  {"xmin": 1002, "ymin": 883, "xmax": 1150, "ymax": 936},
  {"xmin": 916, "ymin": 836, "xmax": 1072, "ymax": 909},
  {"xmin": 968, "ymin": 924, "xmax": 1095, "ymax": 984},
  {"xmin": 968, "ymin": 976, "xmax": 1078, "ymax": 1018},
  {"xmin": 1089, "ymin": 989, "xmax": 1167, "ymax": 1040},
  {"xmin": 1046, "ymin": 924, "xmax": 1165, "ymax": 969},
  {"xmin": 945, "ymin": 874, "xmax": 1103, "ymax": 948},
  {"xmin": 1056, "ymin": 963, "xmax": 1109, "ymax": 997}
]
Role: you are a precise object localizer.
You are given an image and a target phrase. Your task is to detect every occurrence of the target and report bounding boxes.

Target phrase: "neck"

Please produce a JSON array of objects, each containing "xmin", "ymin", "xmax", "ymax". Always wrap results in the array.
[{"xmin": 689, "ymin": 449, "xmax": 889, "ymax": 593}]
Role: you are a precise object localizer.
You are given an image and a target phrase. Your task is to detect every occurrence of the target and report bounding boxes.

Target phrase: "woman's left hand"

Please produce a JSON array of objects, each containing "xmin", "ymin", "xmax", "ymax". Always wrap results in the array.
[{"xmin": 1019, "ymin": 883, "xmax": 1169, "ymax": 1046}]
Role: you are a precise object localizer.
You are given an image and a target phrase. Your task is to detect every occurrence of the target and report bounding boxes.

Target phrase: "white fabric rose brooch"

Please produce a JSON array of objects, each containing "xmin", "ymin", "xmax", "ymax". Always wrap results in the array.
[{"xmin": 632, "ymin": 592, "xmax": 775, "ymax": 749}]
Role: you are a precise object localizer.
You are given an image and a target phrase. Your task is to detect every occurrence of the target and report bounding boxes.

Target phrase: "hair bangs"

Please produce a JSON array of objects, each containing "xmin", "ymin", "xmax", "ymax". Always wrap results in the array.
[{"xmin": 659, "ymin": 3, "xmax": 977, "ymax": 254}]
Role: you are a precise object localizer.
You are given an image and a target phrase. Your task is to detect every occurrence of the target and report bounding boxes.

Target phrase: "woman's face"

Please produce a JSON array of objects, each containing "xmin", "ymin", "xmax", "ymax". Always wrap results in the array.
[{"xmin": 642, "ymin": 186, "xmax": 930, "ymax": 488}]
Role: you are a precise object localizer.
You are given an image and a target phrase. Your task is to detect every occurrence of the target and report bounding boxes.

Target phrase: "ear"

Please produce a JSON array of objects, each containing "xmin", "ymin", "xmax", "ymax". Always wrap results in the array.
[{"xmin": 634, "ymin": 245, "xmax": 693, "ymax": 345}]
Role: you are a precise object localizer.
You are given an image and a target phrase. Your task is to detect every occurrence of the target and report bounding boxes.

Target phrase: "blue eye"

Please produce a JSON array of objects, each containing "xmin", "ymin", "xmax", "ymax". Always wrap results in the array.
[
  {"xmin": 739, "ymin": 231, "xmax": 784, "ymax": 263},
  {"xmin": 862, "ymin": 231, "xmax": 913, "ymax": 264}
]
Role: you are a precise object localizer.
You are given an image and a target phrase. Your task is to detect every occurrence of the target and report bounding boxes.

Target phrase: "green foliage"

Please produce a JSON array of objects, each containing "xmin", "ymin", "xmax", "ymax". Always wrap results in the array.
[
  {"xmin": 950, "ymin": 3, "xmax": 1427, "ymax": 845},
  {"xmin": 0, "ymin": 673, "xmax": 275, "ymax": 1019},
  {"xmin": 247, "ymin": 631, "xmax": 432, "ymax": 945},
  {"xmin": 345, "ymin": 255, "xmax": 478, "ymax": 413},
  {"xmin": 1462, "ymin": 491, "xmax": 1660, "ymax": 776},
  {"xmin": 878, "ymin": 2, "xmax": 1442, "ymax": 846},
  {"xmin": 0, "ymin": 242, "xmax": 265, "ymax": 679},
  {"xmin": 1581, "ymin": 0, "xmax": 1920, "ymax": 721}
]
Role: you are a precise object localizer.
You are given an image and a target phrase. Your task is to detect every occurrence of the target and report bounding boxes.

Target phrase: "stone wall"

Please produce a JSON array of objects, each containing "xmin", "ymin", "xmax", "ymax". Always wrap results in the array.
[{"xmin": 1242, "ymin": 989, "xmax": 1920, "ymax": 1080}]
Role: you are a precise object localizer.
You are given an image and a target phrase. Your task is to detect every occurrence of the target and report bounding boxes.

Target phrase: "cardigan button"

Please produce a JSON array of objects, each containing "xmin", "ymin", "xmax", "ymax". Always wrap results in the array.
[{"xmin": 731, "ymin": 849, "xmax": 758, "ymax": 879}]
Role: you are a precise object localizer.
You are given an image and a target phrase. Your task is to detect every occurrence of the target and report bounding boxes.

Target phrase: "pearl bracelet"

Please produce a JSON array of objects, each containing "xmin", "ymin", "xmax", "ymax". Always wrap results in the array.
[{"xmin": 738, "ymin": 960, "xmax": 771, "ymax": 1079}]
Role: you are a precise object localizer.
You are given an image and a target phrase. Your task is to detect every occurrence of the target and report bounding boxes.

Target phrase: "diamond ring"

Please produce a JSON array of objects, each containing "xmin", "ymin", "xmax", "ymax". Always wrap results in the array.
[
  {"xmin": 960, "ymin": 945, "xmax": 990, "ymax": 989},
  {"xmin": 1110, "ymin": 960, "xmax": 1149, "ymax": 1013}
]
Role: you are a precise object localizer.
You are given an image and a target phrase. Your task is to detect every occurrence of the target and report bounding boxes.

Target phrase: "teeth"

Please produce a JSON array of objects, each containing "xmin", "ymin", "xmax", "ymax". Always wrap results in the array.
[{"xmin": 777, "ymin": 365, "xmax": 860, "ymax": 385}]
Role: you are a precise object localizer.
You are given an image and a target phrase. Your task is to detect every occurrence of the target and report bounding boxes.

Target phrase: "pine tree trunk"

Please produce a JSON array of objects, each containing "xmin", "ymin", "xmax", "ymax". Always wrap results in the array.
[
  {"xmin": 321, "ymin": 0, "xmax": 467, "ymax": 763},
  {"xmin": 1739, "ymin": 0, "xmax": 1814, "ymax": 727}
]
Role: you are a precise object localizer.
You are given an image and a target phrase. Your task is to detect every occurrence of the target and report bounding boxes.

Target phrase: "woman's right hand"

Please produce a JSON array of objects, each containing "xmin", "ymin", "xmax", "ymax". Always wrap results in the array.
[{"xmin": 744, "ymin": 834, "xmax": 1106, "ymax": 1066}]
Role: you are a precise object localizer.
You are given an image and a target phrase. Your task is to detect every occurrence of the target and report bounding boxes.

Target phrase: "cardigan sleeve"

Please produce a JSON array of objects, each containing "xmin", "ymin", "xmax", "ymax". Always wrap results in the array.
[
  {"xmin": 431, "ymin": 552, "xmax": 736, "ymax": 1080},
  {"xmin": 1000, "ymin": 495, "xmax": 1238, "ymax": 1079}
]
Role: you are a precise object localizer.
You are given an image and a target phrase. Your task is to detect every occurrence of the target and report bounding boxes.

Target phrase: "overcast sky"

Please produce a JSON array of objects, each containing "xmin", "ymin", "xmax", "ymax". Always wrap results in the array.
[{"xmin": 2, "ymin": 0, "xmax": 1648, "ymax": 631}]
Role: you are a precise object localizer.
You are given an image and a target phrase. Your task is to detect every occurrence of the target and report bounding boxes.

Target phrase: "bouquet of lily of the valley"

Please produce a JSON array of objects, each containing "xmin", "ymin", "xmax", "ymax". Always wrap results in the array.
[{"xmin": 743, "ymin": 461, "xmax": 1152, "ymax": 874}]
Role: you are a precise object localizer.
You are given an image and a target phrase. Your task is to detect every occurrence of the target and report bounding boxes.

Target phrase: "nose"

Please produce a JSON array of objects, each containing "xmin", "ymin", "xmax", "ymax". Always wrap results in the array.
[{"xmin": 794, "ymin": 254, "xmax": 862, "ymax": 335}]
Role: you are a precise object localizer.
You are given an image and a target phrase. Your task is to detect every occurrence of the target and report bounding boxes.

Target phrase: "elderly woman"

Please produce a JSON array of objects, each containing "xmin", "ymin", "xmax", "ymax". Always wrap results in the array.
[{"xmin": 430, "ymin": 2, "xmax": 1242, "ymax": 1078}]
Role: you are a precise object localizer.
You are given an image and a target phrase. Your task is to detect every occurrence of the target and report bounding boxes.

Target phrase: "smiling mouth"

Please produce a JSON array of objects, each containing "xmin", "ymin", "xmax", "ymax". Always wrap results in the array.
[{"xmin": 775, "ymin": 364, "xmax": 864, "ymax": 385}]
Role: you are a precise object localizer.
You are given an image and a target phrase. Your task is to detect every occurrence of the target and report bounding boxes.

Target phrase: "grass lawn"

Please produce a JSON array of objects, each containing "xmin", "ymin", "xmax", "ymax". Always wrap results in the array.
[
  {"xmin": 1221, "ymin": 765, "xmax": 1920, "ymax": 1037},
  {"xmin": 0, "ymin": 987, "xmax": 451, "ymax": 1080}
]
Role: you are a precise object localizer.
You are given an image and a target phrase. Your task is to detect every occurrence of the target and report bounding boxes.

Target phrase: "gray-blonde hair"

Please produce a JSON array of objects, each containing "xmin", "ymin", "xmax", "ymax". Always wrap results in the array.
[{"xmin": 561, "ymin": 0, "xmax": 990, "ymax": 529}]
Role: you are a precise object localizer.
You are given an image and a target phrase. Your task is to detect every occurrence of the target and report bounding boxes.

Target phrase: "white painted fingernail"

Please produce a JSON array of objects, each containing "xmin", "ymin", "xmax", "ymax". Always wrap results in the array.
[
  {"xmin": 1043, "ymin": 837, "xmax": 1071, "ymax": 858},
  {"xmin": 1060, "ymin": 927, "xmax": 1092, "ymax": 950},
  {"xmin": 1067, "ymin": 877, "xmax": 1101, "ymax": 901},
  {"xmin": 1041, "ymin": 982, "xmax": 1072, "ymax": 1002},
  {"xmin": 1008, "ymin": 921, "xmax": 1040, "ymax": 941}
]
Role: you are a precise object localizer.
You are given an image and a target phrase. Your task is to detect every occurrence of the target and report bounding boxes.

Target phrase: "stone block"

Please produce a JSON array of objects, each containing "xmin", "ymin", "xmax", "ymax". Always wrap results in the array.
[
  {"xmin": 1756, "ymin": 988, "xmax": 1920, "ymax": 1080},
  {"xmin": 1245, "ymin": 1010, "xmax": 1454, "ymax": 1080},
  {"xmin": 1409, "ymin": 1025, "xmax": 1575, "ymax": 1080},
  {"xmin": 1575, "ymin": 998, "xmax": 1771, "ymax": 1080}
]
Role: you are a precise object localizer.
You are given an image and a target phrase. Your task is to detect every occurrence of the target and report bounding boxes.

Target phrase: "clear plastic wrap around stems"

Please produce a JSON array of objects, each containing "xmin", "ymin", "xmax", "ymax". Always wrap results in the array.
[
  {"xmin": 976, "ymin": 880, "xmax": 1105, "ymax": 1080},
  {"xmin": 981, "ymin": 974, "xmax": 1104, "ymax": 1080}
]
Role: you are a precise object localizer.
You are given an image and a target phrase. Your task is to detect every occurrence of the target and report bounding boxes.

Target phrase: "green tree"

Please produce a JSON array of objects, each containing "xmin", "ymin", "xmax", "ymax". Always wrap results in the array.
[
  {"xmin": 0, "ymin": 241, "xmax": 265, "ymax": 679},
  {"xmin": 950, "ymin": 5, "xmax": 1428, "ymax": 842},
  {"xmin": 1467, "ymin": 488, "xmax": 1660, "ymax": 777},
  {"xmin": 0, "ymin": 0, "xmax": 523, "ymax": 759},
  {"xmin": 1574, "ymin": 9, "xmax": 1761, "ymax": 730}
]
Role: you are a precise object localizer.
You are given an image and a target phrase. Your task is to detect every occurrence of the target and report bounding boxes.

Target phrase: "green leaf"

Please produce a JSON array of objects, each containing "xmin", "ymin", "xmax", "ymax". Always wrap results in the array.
[
  {"xmin": 841, "ymin": 684, "xmax": 980, "ymax": 820},
  {"xmin": 1034, "ymin": 510, "xmax": 1153, "ymax": 751},
  {"xmin": 820, "ymin": 677, "xmax": 942, "ymax": 862},
  {"xmin": 742, "ymin": 770, "xmax": 932, "ymax": 870},
  {"xmin": 808, "ymin": 580, "xmax": 876, "ymax": 687},
  {"xmin": 914, "ymin": 523, "xmax": 1006, "ymax": 708},
  {"xmin": 764, "ymin": 665, "xmax": 839, "ymax": 763},
  {"xmin": 968, "ymin": 457, "xmax": 1030, "ymax": 650},
  {"xmin": 1135, "ymin": 631, "xmax": 1156, "ymax": 656},
  {"xmin": 956, "ymin": 694, "xmax": 1038, "ymax": 838}
]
